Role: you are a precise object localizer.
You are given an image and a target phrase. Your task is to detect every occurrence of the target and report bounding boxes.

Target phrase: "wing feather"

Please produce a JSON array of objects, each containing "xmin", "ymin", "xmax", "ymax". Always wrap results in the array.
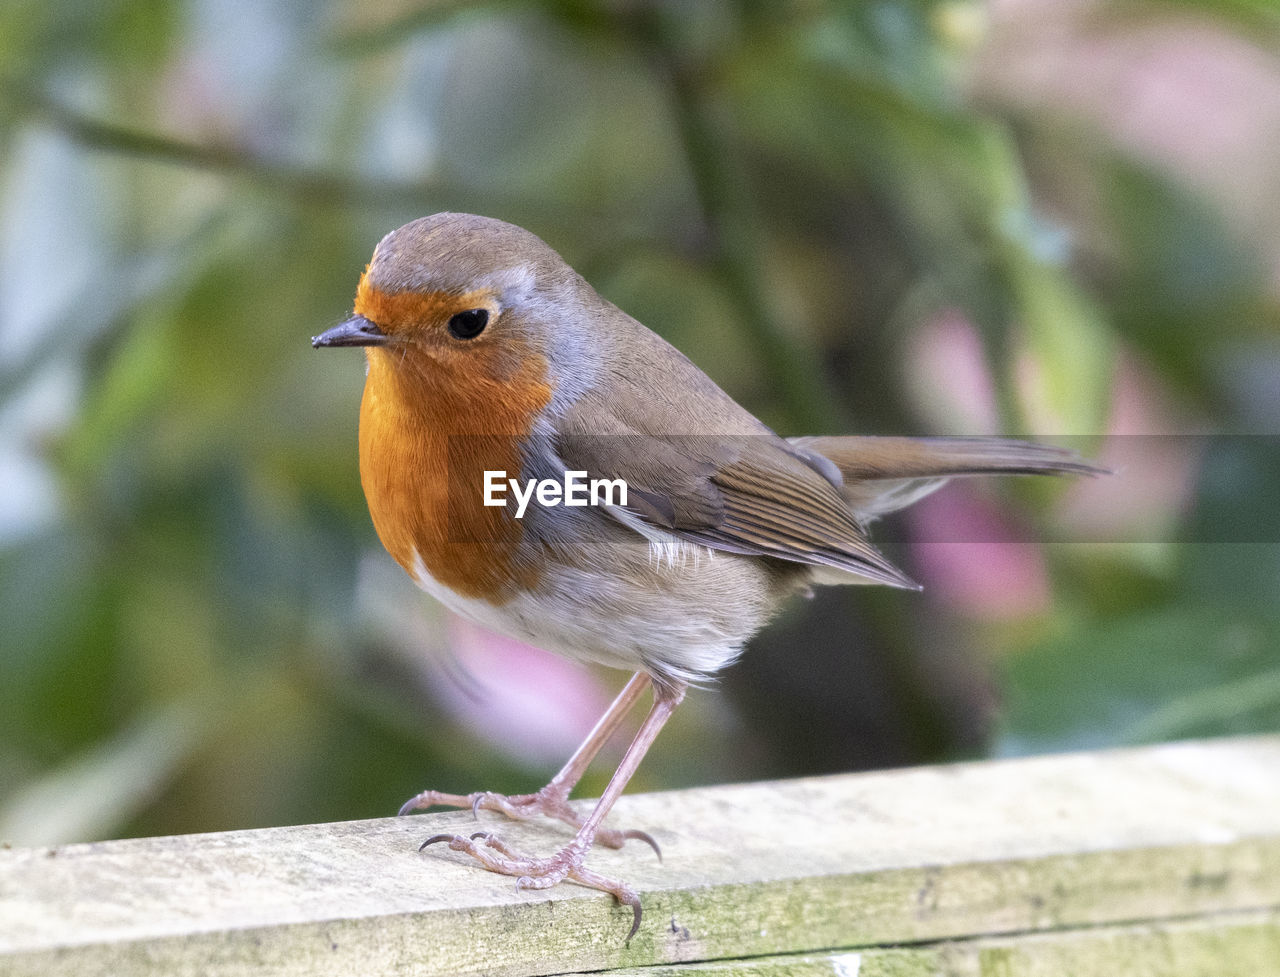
[{"xmin": 553, "ymin": 425, "xmax": 916, "ymax": 588}]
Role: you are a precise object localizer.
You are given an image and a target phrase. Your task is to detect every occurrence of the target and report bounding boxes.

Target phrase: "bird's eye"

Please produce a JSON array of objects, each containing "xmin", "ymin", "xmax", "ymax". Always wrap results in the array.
[{"xmin": 447, "ymin": 308, "xmax": 489, "ymax": 340}]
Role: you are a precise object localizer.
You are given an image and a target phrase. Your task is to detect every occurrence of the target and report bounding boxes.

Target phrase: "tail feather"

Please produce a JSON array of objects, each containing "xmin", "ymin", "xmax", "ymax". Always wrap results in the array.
[{"xmin": 790, "ymin": 436, "xmax": 1108, "ymax": 520}]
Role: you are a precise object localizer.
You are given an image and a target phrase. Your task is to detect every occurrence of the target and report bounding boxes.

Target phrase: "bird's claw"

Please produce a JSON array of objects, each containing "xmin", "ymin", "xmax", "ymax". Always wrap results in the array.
[
  {"xmin": 622, "ymin": 892, "xmax": 642, "ymax": 942},
  {"xmin": 398, "ymin": 785, "xmax": 656, "ymax": 855},
  {"xmin": 417, "ymin": 829, "xmax": 643, "ymax": 938},
  {"xmin": 621, "ymin": 828, "xmax": 662, "ymax": 861},
  {"xmin": 419, "ymin": 834, "xmax": 457, "ymax": 852}
]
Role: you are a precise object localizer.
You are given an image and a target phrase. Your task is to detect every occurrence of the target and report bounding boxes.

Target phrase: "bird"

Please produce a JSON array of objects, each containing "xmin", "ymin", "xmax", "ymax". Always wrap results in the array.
[{"xmin": 312, "ymin": 212, "xmax": 1103, "ymax": 939}]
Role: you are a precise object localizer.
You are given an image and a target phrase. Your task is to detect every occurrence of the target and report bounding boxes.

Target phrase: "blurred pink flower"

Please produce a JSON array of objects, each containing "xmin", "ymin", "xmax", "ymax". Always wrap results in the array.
[
  {"xmin": 908, "ymin": 488, "xmax": 1052, "ymax": 621},
  {"xmin": 901, "ymin": 308, "xmax": 1203, "ymax": 614},
  {"xmin": 356, "ymin": 556, "xmax": 619, "ymax": 769},
  {"xmin": 427, "ymin": 616, "xmax": 616, "ymax": 768},
  {"xmin": 904, "ymin": 310, "xmax": 1050, "ymax": 619},
  {"xmin": 906, "ymin": 310, "xmax": 1002, "ymax": 434},
  {"xmin": 1056, "ymin": 356, "xmax": 1202, "ymax": 540}
]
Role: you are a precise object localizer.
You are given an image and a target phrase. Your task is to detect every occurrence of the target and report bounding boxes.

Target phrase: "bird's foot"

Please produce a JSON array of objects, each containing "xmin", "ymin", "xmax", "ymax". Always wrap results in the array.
[
  {"xmin": 421, "ymin": 831, "xmax": 644, "ymax": 940},
  {"xmin": 398, "ymin": 786, "xmax": 660, "ymax": 856}
]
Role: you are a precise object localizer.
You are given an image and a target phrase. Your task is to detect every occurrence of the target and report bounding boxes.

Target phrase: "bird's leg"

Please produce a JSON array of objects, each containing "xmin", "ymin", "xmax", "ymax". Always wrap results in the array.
[
  {"xmin": 421, "ymin": 680, "xmax": 686, "ymax": 940},
  {"xmin": 399, "ymin": 672, "xmax": 656, "ymax": 851}
]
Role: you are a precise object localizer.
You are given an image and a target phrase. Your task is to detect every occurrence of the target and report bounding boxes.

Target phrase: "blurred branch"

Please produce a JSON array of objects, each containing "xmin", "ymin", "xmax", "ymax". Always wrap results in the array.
[
  {"xmin": 615, "ymin": 11, "xmax": 852, "ymax": 432},
  {"xmin": 0, "ymin": 77, "xmax": 492, "ymax": 213},
  {"xmin": 329, "ymin": 0, "xmax": 519, "ymax": 55}
]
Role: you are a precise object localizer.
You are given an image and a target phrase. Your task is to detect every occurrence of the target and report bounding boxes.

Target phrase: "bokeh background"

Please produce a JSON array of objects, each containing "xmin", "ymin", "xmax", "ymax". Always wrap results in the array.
[{"xmin": 2, "ymin": 0, "xmax": 1279, "ymax": 847}]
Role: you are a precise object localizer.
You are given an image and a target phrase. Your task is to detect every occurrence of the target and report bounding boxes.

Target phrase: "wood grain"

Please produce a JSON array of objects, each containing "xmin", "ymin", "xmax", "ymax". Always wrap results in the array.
[{"xmin": 2, "ymin": 736, "xmax": 1278, "ymax": 976}]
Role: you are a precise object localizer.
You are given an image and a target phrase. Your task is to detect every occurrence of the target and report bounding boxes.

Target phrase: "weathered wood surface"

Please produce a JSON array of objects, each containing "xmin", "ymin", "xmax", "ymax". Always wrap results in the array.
[
  {"xmin": 569, "ymin": 911, "xmax": 1280, "ymax": 976},
  {"xmin": 1, "ymin": 735, "xmax": 1278, "ymax": 977}
]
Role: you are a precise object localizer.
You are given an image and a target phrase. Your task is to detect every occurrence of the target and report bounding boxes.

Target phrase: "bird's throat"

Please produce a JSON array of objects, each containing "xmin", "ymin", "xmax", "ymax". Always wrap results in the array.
[{"xmin": 357, "ymin": 349, "xmax": 551, "ymax": 602}]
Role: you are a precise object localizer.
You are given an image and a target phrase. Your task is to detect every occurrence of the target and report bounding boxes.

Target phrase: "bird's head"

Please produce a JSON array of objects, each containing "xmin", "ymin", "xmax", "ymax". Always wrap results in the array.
[{"xmin": 312, "ymin": 213, "xmax": 597, "ymax": 412}]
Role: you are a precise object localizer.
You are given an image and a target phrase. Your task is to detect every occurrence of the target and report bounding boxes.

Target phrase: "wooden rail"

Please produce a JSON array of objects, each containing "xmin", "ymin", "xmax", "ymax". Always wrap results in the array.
[{"xmin": 2, "ymin": 735, "xmax": 1278, "ymax": 976}]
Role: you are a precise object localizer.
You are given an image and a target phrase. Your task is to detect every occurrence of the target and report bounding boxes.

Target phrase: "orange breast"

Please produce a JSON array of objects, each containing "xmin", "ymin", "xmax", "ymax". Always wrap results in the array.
[{"xmin": 356, "ymin": 328, "xmax": 552, "ymax": 604}]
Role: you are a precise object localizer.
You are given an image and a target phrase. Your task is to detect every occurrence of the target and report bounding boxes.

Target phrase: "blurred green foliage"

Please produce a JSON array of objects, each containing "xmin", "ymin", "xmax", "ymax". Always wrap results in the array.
[{"xmin": 1, "ymin": 0, "xmax": 1278, "ymax": 847}]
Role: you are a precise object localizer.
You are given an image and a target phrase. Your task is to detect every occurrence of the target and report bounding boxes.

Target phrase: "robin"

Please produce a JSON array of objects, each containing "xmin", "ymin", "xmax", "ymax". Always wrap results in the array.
[{"xmin": 312, "ymin": 212, "xmax": 1102, "ymax": 938}]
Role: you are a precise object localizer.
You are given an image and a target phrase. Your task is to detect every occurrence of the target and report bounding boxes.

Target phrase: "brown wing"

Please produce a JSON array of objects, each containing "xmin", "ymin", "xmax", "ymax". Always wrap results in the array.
[
  {"xmin": 549, "ymin": 309, "xmax": 915, "ymax": 587},
  {"xmin": 553, "ymin": 430, "xmax": 916, "ymax": 589},
  {"xmin": 678, "ymin": 442, "xmax": 918, "ymax": 588}
]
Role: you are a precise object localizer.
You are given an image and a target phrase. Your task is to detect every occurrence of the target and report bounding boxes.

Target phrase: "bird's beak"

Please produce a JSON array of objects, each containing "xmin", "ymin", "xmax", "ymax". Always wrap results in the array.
[{"xmin": 311, "ymin": 315, "xmax": 389, "ymax": 349}]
